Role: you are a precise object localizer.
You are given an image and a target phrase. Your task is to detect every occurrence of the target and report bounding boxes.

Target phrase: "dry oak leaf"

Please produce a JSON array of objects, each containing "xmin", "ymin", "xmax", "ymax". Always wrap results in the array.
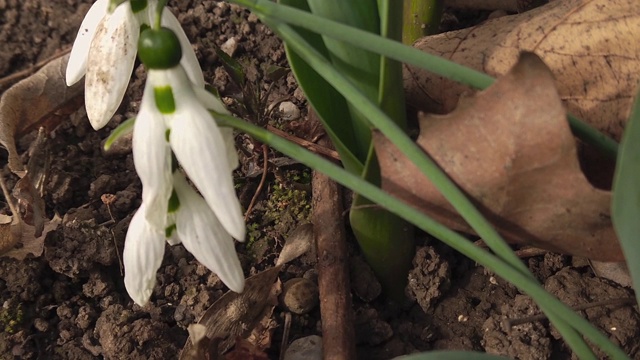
[
  {"xmin": 377, "ymin": 53, "xmax": 622, "ymax": 262},
  {"xmin": 404, "ymin": 0, "xmax": 640, "ymax": 141},
  {"xmin": 0, "ymin": 53, "xmax": 83, "ymax": 174}
]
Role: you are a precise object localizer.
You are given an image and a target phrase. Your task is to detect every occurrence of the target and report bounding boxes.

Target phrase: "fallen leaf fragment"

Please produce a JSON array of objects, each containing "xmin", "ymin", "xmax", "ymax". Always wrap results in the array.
[
  {"xmin": 1, "ymin": 215, "xmax": 61, "ymax": 260},
  {"xmin": 377, "ymin": 53, "xmax": 622, "ymax": 261},
  {"xmin": 405, "ymin": 0, "xmax": 640, "ymax": 141},
  {"xmin": 180, "ymin": 266, "xmax": 282, "ymax": 360},
  {"xmin": 0, "ymin": 53, "xmax": 83, "ymax": 174},
  {"xmin": 276, "ymin": 222, "xmax": 314, "ymax": 266}
]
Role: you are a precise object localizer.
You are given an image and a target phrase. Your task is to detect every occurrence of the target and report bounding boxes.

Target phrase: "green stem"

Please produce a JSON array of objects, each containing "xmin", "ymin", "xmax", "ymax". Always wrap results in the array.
[
  {"xmin": 402, "ymin": 0, "xmax": 443, "ymax": 44},
  {"xmin": 155, "ymin": 0, "xmax": 169, "ymax": 29}
]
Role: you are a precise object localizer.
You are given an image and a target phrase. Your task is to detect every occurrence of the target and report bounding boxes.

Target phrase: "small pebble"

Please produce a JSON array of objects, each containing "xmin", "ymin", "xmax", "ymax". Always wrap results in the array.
[
  {"xmin": 284, "ymin": 335, "xmax": 323, "ymax": 360},
  {"xmin": 278, "ymin": 101, "xmax": 301, "ymax": 121},
  {"xmin": 280, "ymin": 278, "xmax": 319, "ymax": 315},
  {"xmin": 220, "ymin": 37, "xmax": 238, "ymax": 57}
]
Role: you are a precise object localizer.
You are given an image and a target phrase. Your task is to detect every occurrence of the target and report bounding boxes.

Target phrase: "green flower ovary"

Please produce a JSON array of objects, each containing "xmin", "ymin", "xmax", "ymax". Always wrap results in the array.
[{"xmin": 138, "ymin": 27, "xmax": 182, "ymax": 69}]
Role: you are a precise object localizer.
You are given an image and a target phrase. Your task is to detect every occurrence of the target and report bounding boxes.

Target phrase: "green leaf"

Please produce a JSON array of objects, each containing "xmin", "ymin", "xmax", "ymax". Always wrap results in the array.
[
  {"xmin": 214, "ymin": 46, "xmax": 246, "ymax": 87},
  {"xmin": 103, "ymin": 117, "xmax": 135, "ymax": 151},
  {"xmin": 279, "ymin": 0, "xmax": 363, "ymax": 173},
  {"xmin": 231, "ymin": 0, "xmax": 618, "ymax": 159},
  {"xmin": 612, "ymin": 82, "xmax": 640, "ymax": 309},
  {"xmin": 215, "ymin": 111, "xmax": 625, "ymax": 359}
]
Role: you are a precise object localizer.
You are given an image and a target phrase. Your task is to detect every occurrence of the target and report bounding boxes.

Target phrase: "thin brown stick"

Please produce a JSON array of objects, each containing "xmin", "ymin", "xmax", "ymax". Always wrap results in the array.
[
  {"xmin": 244, "ymin": 145, "xmax": 269, "ymax": 221},
  {"xmin": 266, "ymin": 125, "xmax": 340, "ymax": 161},
  {"xmin": 474, "ymin": 240, "xmax": 549, "ymax": 259},
  {"xmin": 278, "ymin": 312, "xmax": 292, "ymax": 360},
  {"xmin": 503, "ymin": 297, "xmax": 637, "ymax": 330},
  {"xmin": 311, "ymin": 109, "xmax": 356, "ymax": 360},
  {"xmin": 0, "ymin": 47, "xmax": 71, "ymax": 89},
  {"xmin": 101, "ymin": 194, "xmax": 124, "ymax": 276}
]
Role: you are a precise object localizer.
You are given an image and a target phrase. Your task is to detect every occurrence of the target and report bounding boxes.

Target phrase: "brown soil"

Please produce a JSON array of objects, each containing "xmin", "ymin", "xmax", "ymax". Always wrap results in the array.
[{"xmin": 0, "ymin": 1, "xmax": 638, "ymax": 359}]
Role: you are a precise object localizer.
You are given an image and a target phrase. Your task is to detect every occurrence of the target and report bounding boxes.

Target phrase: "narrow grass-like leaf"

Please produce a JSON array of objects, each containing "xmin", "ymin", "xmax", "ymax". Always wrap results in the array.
[
  {"xmin": 279, "ymin": 0, "xmax": 363, "ymax": 174},
  {"xmin": 612, "ymin": 83, "xmax": 640, "ymax": 309},
  {"xmin": 305, "ymin": 0, "xmax": 380, "ymax": 160},
  {"xmin": 260, "ymin": 19, "xmax": 603, "ymax": 359},
  {"xmin": 231, "ymin": 0, "xmax": 618, "ymax": 158},
  {"xmin": 215, "ymin": 111, "xmax": 624, "ymax": 359},
  {"xmin": 103, "ymin": 117, "xmax": 135, "ymax": 151},
  {"xmin": 214, "ymin": 46, "xmax": 246, "ymax": 87}
]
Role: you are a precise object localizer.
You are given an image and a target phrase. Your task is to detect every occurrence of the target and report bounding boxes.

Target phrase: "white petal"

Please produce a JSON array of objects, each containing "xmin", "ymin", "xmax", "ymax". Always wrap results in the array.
[
  {"xmin": 173, "ymin": 173, "xmax": 245, "ymax": 293},
  {"xmin": 162, "ymin": 9, "xmax": 205, "ymax": 88},
  {"xmin": 133, "ymin": 73, "xmax": 173, "ymax": 229},
  {"xmin": 166, "ymin": 68, "xmax": 246, "ymax": 241},
  {"xmin": 124, "ymin": 204, "xmax": 166, "ymax": 306},
  {"xmin": 219, "ymin": 127, "xmax": 239, "ymax": 170},
  {"xmin": 193, "ymin": 88, "xmax": 238, "ymax": 170},
  {"xmin": 194, "ymin": 87, "xmax": 229, "ymax": 115},
  {"xmin": 66, "ymin": 0, "xmax": 109, "ymax": 86},
  {"xmin": 85, "ymin": 2, "xmax": 139, "ymax": 130}
]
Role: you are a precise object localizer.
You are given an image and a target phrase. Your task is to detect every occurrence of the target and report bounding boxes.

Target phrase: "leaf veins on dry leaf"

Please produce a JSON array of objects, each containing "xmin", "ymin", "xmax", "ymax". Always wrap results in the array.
[
  {"xmin": 0, "ymin": 53, "xmax": 83, "ymax": 257},
  {"xmin": 376, "ymin": 53, "xmax": 623, "ymax": 262},
  {"xmin": 405, "ymin": 0, "xmax": 640, "ymax": 141}
]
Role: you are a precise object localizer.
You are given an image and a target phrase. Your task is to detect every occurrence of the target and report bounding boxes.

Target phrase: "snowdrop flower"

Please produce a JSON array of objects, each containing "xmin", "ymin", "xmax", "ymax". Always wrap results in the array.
[
  {"xmin": 123, "ymin": 27, "xmax": 245, "ymax": 306},
  {"xmin": 66, "ymin": 0, "xmax": 204, "ymax": 130}
]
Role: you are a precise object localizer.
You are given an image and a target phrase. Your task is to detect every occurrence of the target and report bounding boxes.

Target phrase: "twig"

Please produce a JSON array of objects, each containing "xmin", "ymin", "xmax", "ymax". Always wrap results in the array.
[
  {"xmin": 0, "ymin": 47, "xmax": 71, "ymax": 90},
  {"xmin": 474, "ymin": 240, "xmax": 549, "ymax": 259},
  {"xmin": 311, "ymin": 108, "xmax": 356, "ymax": 360},
  {"xmin": 503, "ymin": 297, "xmax": 637, "ymax": 330},
  {"xmin": 278, "ymin": 312, "xmax": 292, "ymax": 360},
  {"xmin": 266, "ymin": 125, "xmax": 340, "ymax": 161},
  {"xmin": 101, "ymin": 194, "xmax": 124, "ymax": 276},
  {"xmin": 244, "ymin": 145, "xmax": 269, "ymax": 221}
]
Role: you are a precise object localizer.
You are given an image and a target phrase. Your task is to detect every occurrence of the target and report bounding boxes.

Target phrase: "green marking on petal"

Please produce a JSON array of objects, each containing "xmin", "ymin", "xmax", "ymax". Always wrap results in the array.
[
  {"xmin": 130, "ymin": 0, "xmax": 148, "ymax": 13},
  {"xmin": 165, "ymin": 129, "xmax": 171, "ymax": 142},
  {"xmin": 167, "ymin": 190, "xmax": 180, "ymax": 213},
  {"xmin": 165, "ymin": 224, "xmax": 177, "ymax": 238},
  {"xmin": 154, "ymin": 86, "xmax": 176, "ymax": 114}
]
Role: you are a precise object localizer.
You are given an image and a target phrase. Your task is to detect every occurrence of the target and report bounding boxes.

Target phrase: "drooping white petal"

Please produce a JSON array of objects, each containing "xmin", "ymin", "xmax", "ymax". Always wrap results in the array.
[
  {"xmin": 66, "ymin": 0, "xmax": 109, "ymax": 86},
  {"xmin": 123, "ymin": 204, "xmax": 166, "ymax": 306},
  {"xmin": 193, "ymin": 87, "xmax": 229, "ymax": 115},
  {"xmin": 85, "ymin": 1, "xmax": 139, "ymax": 130},
  {"xmin": 173, "ymin": 173, "xmax": 245, "ymax": 293},
  {"xmin": 133, "ymin": 73, "xmax": 173, "ymax": 229},
  {"xmin": 162, "ymin": 9, "xmax": 205, "ymax": 88},
  {"xmin": 166, "ymin": 67, "xmax": 246, "ymax": 241},
  {"xmin": 193, "ymin": 87, "xmax": 238, "ymax": 170}
]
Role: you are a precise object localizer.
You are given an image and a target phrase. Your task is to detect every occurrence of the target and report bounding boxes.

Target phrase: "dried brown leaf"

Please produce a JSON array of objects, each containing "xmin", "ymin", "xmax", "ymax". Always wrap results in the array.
[
  {"xmin": 276, "ymin": 223, "xmax": 314, "ymax": 266},
  {"xmin": 180, "ymin": 266, "xmax": 282, "ymax": 360},
  {"xmin": 0, "ymin": 53, "xmax": 83, "ymax": 174},
  {"xmin": 405, "ymin": 0, "xmax": 640, "ymax": 141},
  {"xmin": 377, "ymin": 53, "xmax": 622, "ymax": 261},
  {"xmin": 1, "ymin": 215, "xmax": 61, "ymax": 260}
]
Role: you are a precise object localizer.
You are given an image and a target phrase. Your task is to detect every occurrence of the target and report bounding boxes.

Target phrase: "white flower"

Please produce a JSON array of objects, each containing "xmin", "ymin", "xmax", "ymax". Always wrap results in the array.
[
  {"xmin": 66, "ymin": 0, "xmax": 204, "ymax": 130},
  {"xmin": 124, "ymin": 63, "xmax": 245, "ymax": 306},
  {"xmin": 124, "ymin": 173, "xmax": 245, "ymax": 306}
]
